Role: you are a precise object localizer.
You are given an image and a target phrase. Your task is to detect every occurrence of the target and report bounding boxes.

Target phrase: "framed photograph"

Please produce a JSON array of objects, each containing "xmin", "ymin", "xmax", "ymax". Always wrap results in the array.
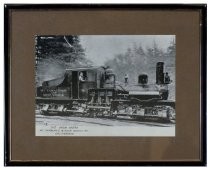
[{"xmin": 4, "ymin": 4, "xmax": 207, "ymax": 166}]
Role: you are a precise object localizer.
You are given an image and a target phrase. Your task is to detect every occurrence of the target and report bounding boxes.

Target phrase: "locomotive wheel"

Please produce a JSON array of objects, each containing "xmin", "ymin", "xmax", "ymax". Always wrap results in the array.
[
  {"xmin": 87, "ymin": 109, "xmax": 95, "ymax": 118},
  {"xmin": 110, "ymin": 110, "xmax": 117, "ymax": 119}
]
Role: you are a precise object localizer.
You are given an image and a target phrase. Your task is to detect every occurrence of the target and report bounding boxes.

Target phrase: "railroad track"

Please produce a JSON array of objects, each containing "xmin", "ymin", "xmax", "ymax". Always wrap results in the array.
[{"xmin": 36, "ymin": 114, "xmax": 174, "ymax": 127}]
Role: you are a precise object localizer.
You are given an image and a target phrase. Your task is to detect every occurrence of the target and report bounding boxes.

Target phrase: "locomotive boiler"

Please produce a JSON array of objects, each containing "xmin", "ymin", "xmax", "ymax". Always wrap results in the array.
[{"xmin": 36, "ymin": 62, "xmax": 175, "ymax": 122}]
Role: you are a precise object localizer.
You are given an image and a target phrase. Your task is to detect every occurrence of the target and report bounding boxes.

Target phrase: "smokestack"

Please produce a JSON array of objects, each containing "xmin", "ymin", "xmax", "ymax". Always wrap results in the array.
[{"xmin": 156, "ymin": 62, "xmax": 164, "ymax": 84}]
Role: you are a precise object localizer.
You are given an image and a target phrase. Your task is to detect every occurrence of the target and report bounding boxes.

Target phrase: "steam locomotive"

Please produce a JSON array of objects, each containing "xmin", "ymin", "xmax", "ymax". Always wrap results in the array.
[{"xmin": 36, "ymin": 62, "xmax": 175, "ymax": 122}]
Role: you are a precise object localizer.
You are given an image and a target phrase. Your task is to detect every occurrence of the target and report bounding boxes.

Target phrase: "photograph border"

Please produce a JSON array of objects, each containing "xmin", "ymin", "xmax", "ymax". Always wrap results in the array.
[{"xmin": 4, "ymin": 4, "xmax": 207, "ymax": 166}]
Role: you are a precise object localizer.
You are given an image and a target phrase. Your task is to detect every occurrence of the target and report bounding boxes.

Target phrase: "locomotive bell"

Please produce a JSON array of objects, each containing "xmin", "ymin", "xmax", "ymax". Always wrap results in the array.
[{"xmin": 138, "ymin": 74, "xmax": 148, "ymax": 85}]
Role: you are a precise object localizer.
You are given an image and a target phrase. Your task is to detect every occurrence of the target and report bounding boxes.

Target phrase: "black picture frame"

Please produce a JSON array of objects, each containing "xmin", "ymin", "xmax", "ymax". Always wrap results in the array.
[{"xmin": 4, "ymin": 4, "xmax": 207, "ymax": 166}]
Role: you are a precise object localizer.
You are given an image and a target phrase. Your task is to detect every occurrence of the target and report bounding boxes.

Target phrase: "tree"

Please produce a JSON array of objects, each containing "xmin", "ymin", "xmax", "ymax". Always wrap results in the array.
[
  {"xmin": 35, "ymin": 35, "xmax": 90, "ymax": 66},
  {"xmin": 146, "ymin": 41, "xmax": 165, "ymax": 65},
  {"xmin": 105, "ymin": 42, "xmax": 172, "ymax": 84},
  {"xmin": 167, "ymin": 38, "xmax": 176, "ymax": 58},
  {"xmin": 105, "ymin": 44, "xmax": 148, "ymax": 83},
  {"xmin": 35, "ymin": 35, "xmax": 92, "ymax": 86}
]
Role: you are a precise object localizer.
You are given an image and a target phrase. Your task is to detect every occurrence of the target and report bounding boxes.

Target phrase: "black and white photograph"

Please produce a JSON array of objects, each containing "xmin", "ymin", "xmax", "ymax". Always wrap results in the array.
[{"xmin": 35, "ymin": 35, "xmax": 176, "ymax": 136}]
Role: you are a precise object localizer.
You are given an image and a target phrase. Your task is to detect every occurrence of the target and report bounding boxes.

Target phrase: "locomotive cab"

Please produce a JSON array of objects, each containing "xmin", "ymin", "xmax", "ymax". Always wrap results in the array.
[
  {"xmin": 69, "ymin": 68, "xmax": 99, "ymax": 99},
  {"xmin": 67, "ymin": 66, "xmax": 114, "ymax": 99}
]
